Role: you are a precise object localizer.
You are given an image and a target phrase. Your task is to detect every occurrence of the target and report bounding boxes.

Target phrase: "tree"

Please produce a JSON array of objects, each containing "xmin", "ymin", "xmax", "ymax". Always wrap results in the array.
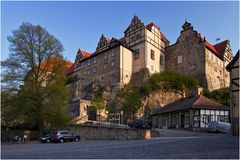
[
  {"xmin": 122, "ymin": 86, "xmax": 141, "ymax": 120},
  {"xmin": 91, "ymin": 96, "xmax": 105, "ymax": 122},
  {"xmin": 203, "ymin": 88, "xmax": 230, "ymax": 107},
  {"xmin": 1, "ymin": 22, "xmax": 70, "ymax": 137}
]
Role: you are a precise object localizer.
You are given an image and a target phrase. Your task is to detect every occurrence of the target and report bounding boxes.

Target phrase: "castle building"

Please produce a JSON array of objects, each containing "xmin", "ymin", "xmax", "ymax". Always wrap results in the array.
[
  {"xmin": 67, "ymin": 16, "xmax": 233, "ymax": 117},
  {"xmin": 67, "ymin": 16, "xmax": 170, "ymax": 117},
  {"xmin": 165, "ymin": 21, "xmax": 233, "ymax": 91},
  {"xmin": 67, "ymin": 15, "xmax": 169, "ymax": 102}
]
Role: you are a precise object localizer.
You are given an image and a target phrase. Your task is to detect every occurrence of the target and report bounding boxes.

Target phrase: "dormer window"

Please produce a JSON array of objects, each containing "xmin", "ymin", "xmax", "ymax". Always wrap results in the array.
[{"xmin": 80, "ymin": 54, "xmax": 83, "ymax": 59}]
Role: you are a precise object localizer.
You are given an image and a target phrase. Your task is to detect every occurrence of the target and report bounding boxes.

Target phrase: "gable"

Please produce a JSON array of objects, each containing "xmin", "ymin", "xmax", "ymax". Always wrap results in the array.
[
  {"xmin": 124, "ymin": 15, "xmax": 145, "ymax": 36},
  {"xmin": 95, "ymin": 34, "xmax": 111, "ymax": 53}
]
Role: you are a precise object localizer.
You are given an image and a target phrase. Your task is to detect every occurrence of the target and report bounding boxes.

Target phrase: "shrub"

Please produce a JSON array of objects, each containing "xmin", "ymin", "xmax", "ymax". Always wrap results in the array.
[
  {"xmin": 145, "ymin": 71, "xmax": 199, "ymax": 92},
  {"xmin": 203, "ymin": 88, "xmax": 230, "ymax": 107}
]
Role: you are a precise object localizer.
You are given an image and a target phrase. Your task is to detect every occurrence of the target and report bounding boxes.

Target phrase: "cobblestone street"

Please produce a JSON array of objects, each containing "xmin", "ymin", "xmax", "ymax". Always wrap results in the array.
[{"xmin": 1, "ymin": 129, "xmax": 239, "ymax": 159}]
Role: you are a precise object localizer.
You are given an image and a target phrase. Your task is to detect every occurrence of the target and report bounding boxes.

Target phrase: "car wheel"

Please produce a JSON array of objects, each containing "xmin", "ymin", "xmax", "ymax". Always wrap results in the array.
[
  {"xmin": 46, "ymin": 139, "xmax": 50, "ymax": 143},
  {"xmin": 75, "ymin": 137, "xmax": 80, "ymax": 142},
  {"xmin": 59, "ymin": 138, "xmax": 64, "ymax": 143}
]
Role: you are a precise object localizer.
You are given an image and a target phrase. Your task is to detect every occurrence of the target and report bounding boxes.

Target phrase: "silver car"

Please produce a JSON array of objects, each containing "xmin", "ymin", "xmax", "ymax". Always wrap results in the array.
[{"xmin": 51, "ymin": 130, "xmax": 81, "ymax": 143}]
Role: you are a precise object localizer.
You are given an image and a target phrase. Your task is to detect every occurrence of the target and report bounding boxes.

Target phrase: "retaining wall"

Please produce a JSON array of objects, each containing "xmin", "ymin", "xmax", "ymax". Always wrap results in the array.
[{"xmin": 66, "ymin": 124, "xmax": 158, "ymax": 140}]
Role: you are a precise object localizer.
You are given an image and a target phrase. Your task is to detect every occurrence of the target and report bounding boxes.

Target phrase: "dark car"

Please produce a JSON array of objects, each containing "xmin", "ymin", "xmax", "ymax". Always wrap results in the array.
[
  {"xmin": 128, "ymin": 119, "xmax": 152, "ymax": 129},
  {"xmin": 51, "ymin": 130, "xmax": 81, "ymax": 143},
  {"xmin": 40, "ymin": 132, "xmax": 53, "ymax": 143}
]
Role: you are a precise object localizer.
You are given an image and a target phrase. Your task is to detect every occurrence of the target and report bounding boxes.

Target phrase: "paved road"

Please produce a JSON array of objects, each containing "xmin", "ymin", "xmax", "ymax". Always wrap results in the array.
[{"xmin": 1, "ymin": 129, "xmax": 239, "ymax": 159}]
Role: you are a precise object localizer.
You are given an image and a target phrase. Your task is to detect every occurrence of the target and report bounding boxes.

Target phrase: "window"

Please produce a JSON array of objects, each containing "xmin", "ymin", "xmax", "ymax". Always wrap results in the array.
[
  {"xmin": 160, "ymin": 55, "xmax": 164, "ymax": 65},
  {"xmin": 111, "ymin": 60, "xmax": 116, "ymax": 67},
  {"xmin": 131, "ymin": 36, "xmax": 134, "ymax": 41},
  {"xmin": 93, "ymin": 57, "xmax": 97, "ymax": 64},
  {"xmin": 87, "ymin": 69, "xmax": 91, "ymax": 75},
  {"xmin": 93, "ymin": 67, "xmax": 97, "ymax": 73},
  {"xmin": 177, "ymin": 55, "xmax": 183, "ymax": 64},
  {"xmin": 136, "ymin": 33, "xmax": 141, "ymax": 39},
  {"xmin": 151, "ymin": 49, "xmax": 155, "ymax": 60},
  {"xmin": 81, "ymin": 62, "xmax": 85, "ymax": 69},
  {"xmin": 111, "ymin": 50, "xmax": 116, "ymax": 57},
  {"xmin": 88, "ymin": 60, "xmax": 91, "ymax": 66},
  {"xmin": 104, "ymin": 63, "xmax": 108, "ymax": 70},
  {"xmin": 134, "ymin": 49, "xmax": 140, "ymax": 60},
  {"xmin": 104, "ymin": 53, "xmax": 108, "ymax": 60},
  {"xmin": 151, "ymin": 66, "xmax": 154, "ymax": 72}
]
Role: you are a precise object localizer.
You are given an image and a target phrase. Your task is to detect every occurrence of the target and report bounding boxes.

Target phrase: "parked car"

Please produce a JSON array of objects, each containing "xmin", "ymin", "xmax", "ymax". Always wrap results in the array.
[
  {"xmin": 40, "ymin": 132, "xmax": 53, "ymax": 143},
  {"xmin": 208, "ymin": 121, "xmax": 231, "ymax": 133},
  {"xmin": 128, "ymin": 119, "xmax": 152, "ymax": 129},
  {"xmin": 51, "ymin": 130, "xmax": 81, "ymax": 143}
]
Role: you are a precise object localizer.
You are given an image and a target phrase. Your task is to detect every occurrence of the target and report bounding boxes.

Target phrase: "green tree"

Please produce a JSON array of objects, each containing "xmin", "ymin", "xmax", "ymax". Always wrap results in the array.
[
  {"xmin": 122, "ymin": 86, "xmax": 141, "ymax": 120},
  {"xmin": 203, "ymin": 88, "xmax": 230, "ymax": 107},
  {"xmin": 1, "ymin": 22, "xmax": 70, "ymax": 137},
  {"xmin": 91, "ymin": 96, "xmax": 105, "ymax": 122}
]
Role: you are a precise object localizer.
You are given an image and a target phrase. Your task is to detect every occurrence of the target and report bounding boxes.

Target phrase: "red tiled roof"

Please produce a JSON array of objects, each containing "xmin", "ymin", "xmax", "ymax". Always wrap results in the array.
[
  {"xmin": 151, "ymin": 95, "xmax": 228, "ymax": 115},
  {"xmin": 214, "ymin": 40, "xmax": 228, "ymax": 59},
  {"xmin": 107, "ymin": 38, "xmax": 111, "ymax": 43},
  {"xmin": 146, "ymin": 22, "xmax": 169, "ymax": 43},
  {"xmin": 146, "ymin": 22, "xmax": 155, "ymax": 30},
  {"xmin": 65, "ymin": 61, "xmax": 74, "ymax": 75},
  {"xmin": 196, "ymin": 33, "xmax": 226, "ymax": 60},
  {"xmin": 160, "ymin": 32, "xmax": 169, "ymax": 43},
  {"xmin": 40, "ymin": 57, "xmax": 74, "ymax": 75},
  {"xmin": 118, "ymin": 37, "xmax": 126, "ymax": 44},
  {"xmin": 81, "ymin": 50, "xmax": 91, "ymax": 58}
]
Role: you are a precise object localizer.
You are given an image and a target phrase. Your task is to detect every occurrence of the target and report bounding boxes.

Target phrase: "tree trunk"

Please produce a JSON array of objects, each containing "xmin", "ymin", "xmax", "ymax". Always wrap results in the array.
[{"xmin": 38, "ymin": 120, "xmax": 44, "ymax": 140}]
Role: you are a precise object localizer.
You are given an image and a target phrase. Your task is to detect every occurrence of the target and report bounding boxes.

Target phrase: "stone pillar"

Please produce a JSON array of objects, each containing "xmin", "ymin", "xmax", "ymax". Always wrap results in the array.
[{"xmin": 189, "ymin": 109, "xmax": 193, "ymax": 128}]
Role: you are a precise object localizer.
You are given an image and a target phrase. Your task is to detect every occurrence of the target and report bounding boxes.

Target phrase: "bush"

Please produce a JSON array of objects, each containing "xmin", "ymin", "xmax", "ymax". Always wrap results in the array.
[
  {"xmin": 142, "ymin": 71, "xmax": 199, "ymax": 94},
  {"xmin": 203, "ymin": 88, "xmax": 230, "ymax": 107}
]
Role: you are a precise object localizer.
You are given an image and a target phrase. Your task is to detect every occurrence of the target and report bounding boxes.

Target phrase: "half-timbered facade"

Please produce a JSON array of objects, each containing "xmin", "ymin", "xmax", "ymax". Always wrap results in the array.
[{"xmin": 226, "ymin": 50, "xmax": 239, "ymax": 136}]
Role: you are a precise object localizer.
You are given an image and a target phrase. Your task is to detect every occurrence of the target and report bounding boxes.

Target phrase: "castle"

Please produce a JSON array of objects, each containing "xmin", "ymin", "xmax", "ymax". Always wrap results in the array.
[{"xmin": 67, "ymin": 15, "xmax": 233, "ymax": 116}]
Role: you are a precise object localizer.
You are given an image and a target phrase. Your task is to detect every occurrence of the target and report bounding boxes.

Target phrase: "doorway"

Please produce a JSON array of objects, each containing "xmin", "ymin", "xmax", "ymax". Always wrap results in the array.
[{"xmin": 181, "ymin": 114, "xmax": 185, "ymax": 128}]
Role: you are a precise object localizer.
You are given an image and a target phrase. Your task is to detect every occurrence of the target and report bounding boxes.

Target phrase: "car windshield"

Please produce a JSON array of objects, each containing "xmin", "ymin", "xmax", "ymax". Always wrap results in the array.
[{"xmin": 53, "ymin": 131, "xmax": 58, "ymax": 135}]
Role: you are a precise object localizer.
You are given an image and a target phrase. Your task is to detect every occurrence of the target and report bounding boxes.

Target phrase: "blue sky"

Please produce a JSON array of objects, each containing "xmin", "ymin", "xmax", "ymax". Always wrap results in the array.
[{"xmin": 1, "ymin": 1, "xmax": 239, "ymax": 62}]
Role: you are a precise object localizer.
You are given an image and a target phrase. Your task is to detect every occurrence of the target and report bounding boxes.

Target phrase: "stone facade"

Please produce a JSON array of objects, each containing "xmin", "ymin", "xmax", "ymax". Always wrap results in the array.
[
  {"xmin": 67, "ymin": 15, "xmax": 169, "ymax": 120},
  {"xmin": 165, "ymin": 21, "xmax": 233, "ymax": 91}
]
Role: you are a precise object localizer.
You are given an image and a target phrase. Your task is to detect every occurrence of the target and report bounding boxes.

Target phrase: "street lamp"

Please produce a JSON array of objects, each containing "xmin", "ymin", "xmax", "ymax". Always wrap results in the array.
[{"xmin": 120, "ymin": 111, "xmax": 123, "ymax": 124}]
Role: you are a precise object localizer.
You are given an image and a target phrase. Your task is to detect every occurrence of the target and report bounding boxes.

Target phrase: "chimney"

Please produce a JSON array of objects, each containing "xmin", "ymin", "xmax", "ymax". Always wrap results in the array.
[{"xmin": 197, "ymin": 86, "xmax": 203, "ymax": 95}]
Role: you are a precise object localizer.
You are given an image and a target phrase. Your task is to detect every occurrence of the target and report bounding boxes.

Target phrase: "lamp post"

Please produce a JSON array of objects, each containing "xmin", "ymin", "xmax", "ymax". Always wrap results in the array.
[{"xmin": 120, "ymin": 111, "xmax": 123, "ymax": 124}]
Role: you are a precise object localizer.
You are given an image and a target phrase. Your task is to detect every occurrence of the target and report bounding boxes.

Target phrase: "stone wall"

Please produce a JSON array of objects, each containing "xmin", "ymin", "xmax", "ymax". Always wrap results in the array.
[
  {"xmin": 66, "ymin": 125, "xmax": 156, "ymax": 140},
  {"xmin": 165, "ymin": 24, "xmax": 207, "ymax": 89},
  {"xmin": 1, "ymin": 128, "xmax": 39, "ymax": 142}
]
